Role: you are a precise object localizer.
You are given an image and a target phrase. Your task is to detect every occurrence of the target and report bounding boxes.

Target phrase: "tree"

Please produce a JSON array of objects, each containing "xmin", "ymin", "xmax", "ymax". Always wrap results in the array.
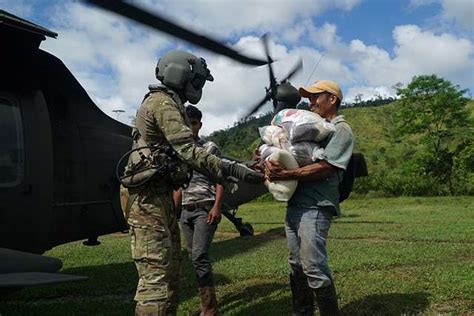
[
  {"xmin": 394, "ymin": 74, "xmax": 471, "ymax": 194},
  {"xmin": 354, "ymin": 93, "xmax": 363, "ymax": 106}
]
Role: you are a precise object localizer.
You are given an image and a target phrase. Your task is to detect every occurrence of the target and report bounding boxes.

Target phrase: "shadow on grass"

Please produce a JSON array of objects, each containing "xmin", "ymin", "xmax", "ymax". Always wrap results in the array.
[
  {"xmin": 1, "ymin": 227, "xmax": 287, "ymax": 315},
  {"xmin": 219, "ymin": 282, "xmax": 292, "ymax": 316},
  {"xmin": 179, "ymin": 254, "xmax": 233, "ymax": 294},
  {"xmin": 211, "ymin": 227, "xmax": 285, "ymax": 264},
  {"xmin": 338, "ymin": 213, "xmax": 361, "ymax": 218},
  {"xmin": 2, "ymin": 263, "xmax": 234, "ymax": 315},
  {"xmin": 333, "ymin": 221, "xmax": 396, "ymax": 224},
  {"xmin": 53, "ymin": 228, "xmax": 286, "ymax": 297},
  {"xmin": 340, "ymin": 292, "xmax": 430, "ymax": 316}
]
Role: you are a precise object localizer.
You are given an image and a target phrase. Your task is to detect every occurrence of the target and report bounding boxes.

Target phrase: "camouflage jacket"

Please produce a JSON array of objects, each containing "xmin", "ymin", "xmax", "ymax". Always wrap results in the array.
[
  {"xmin": 182, "ymin": 138, "xmax": 221, "ymax": 206},
  {"xmin": 134, "ymin": 86, "xmax": 223, "ymax": 189}
]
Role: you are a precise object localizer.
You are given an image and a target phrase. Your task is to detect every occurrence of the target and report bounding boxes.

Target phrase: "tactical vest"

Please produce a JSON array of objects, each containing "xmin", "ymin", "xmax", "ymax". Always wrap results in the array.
[{"xmin": 118, "ymin": 85, "xmax": 191, "ymax": 190}]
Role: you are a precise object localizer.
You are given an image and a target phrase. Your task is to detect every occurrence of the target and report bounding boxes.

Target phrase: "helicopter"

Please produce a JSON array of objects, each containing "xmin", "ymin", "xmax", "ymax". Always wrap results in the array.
[
  {"xmin": 0, "ymin": 1, "xmax": 367, "ymax": 290},
  {"xmin": 243, "ymin": 33, "xmax": 304, "ymax": 118},
  {"xmin": 0, "ymin": 2, "xmax": 270, "ymax": 289}
]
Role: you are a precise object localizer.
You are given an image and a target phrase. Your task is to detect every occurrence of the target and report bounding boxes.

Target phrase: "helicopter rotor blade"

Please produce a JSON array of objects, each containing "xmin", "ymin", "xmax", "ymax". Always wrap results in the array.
[
  {"xmin": 85, "ymin": 0, "xmax": 267, "ymax": 66},
  {"xmin": 262, "ymin": 33, "xmax": 277, "ymax": 88},
  {"xmin": 243, "ymin": 93, "xmax": 272, "ymax": 118},
  {"xmin": 261, "ymin": 33, "xmax": 279, "ymax": 110},
  {"xmin": 281, "ymin": 58, "xmax": 303, "ymax": 83}
]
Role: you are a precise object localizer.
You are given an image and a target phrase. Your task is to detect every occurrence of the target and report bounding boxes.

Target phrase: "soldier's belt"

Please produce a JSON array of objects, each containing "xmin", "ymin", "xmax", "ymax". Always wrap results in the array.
[{"xmin": 182, "ymin": 200, "xmax": 215, "ymax": 212}]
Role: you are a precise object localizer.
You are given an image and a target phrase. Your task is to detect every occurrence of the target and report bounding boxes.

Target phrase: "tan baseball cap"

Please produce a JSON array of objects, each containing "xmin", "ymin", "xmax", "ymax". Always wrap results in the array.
[{"xmin": 299, "ymin": 80, "xmax": 343, "ymax": 101}]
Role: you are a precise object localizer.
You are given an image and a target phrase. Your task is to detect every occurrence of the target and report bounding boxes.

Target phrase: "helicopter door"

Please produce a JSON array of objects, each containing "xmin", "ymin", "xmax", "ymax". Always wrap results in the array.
[{"xmin": 0, "ymin": 91, "xmax": 54, "ymax": 253}]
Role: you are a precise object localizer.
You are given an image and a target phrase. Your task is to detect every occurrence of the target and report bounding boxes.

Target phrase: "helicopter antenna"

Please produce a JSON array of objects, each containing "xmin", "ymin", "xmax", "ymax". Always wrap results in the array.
[
  {"xmin": 112, "ymin": 109, "xmax": 125, "ymax": 120},
  {"xmin": 304, "ymin": 54, "xmax": 324, "ymax": 86}
]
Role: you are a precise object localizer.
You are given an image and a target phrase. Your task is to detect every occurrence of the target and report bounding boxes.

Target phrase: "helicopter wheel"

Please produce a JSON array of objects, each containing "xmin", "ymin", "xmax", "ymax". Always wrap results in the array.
[
  {"xmin": 83, "ymin": 236, "xmax": 101, "ymax": 246},
  {"xmin": 239, "ymin": 223, "xmax": 254, "ymax": 236}
]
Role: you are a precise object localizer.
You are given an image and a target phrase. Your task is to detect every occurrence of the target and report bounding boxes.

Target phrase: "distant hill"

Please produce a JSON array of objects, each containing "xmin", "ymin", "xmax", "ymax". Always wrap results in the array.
[{"xmin": 207, "ymin": 113, "xmax": 273, "ymax": 159}]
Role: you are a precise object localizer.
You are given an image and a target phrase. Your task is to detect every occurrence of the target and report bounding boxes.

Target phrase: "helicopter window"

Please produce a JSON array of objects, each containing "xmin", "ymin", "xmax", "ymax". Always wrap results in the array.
[{"xmin": 0, "ymin": 95, "xmax": 24, "ymax": 188}]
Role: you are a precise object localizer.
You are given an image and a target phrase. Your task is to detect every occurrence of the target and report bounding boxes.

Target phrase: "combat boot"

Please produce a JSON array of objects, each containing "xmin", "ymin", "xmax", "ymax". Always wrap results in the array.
[
  {"xmin": 198, "ymin": 286, "xmax": 218, "ymax": 316},
  {"xmin": 289, "ymin": 272, "xmax": 314, "ymax": 316},
  {"xmin": 314, "ymin": 282, "xmax": 340, "ymax": 316}
]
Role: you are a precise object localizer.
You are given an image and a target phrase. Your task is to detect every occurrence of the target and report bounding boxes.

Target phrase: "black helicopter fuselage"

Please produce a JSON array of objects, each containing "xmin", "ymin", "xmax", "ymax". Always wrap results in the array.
[{"xmin": 0, "ymin": 11, "xmax": 131, "ymax": 254}]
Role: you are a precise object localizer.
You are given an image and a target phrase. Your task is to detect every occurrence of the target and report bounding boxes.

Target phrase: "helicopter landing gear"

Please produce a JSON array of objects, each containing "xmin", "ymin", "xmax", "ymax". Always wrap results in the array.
[
  {"xmin": 83, "ymin": 235, "xmax": 101, "ymax": 246},
  {"xmin": 238, "ymin": 223, "xmax": 254, "ymax": 236},
  {"xmin": 221, "ymin": 208, "xmax": 254, "ymax": 236}
]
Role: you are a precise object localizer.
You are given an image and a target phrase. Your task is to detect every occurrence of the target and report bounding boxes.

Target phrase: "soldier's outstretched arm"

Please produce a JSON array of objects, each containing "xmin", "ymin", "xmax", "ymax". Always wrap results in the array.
[{"xmin": 152, "ymin": 97, "xmax": 262, "ymax": 184}]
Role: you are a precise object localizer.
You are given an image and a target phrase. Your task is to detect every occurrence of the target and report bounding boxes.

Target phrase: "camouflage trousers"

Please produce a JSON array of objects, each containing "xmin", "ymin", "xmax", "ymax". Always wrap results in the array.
[{"xmin": 125, "ymin": 187, "xmax": 181, "ymax": 316}]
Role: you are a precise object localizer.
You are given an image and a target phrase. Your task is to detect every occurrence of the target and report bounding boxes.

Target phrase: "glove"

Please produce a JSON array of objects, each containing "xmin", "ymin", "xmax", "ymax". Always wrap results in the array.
[
  {"xmin": 242, "ymin": 160, "xmax": 258, "ymax": 169},
  {"xmin": 221, "ymin": 177, "xmax": 239, "ymax": 194},
  {"xmin": 222, "ymin": 160, "xmax": 264, "ymax": 184}
]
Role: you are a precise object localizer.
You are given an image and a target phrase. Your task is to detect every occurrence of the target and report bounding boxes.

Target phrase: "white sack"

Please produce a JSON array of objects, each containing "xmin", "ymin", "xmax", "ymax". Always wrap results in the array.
[
  {"xmin": 258, "ymin": 125, "xmax": 290, "ymax": 149},
  {"xmin": 259, "ymin": 144, "xmax": 279, "ymax": 162},
  {"xmin": 265, "ymin": 148, "xmax": 299, "ymax": 202},
  {"xmin": 287, "ymin": 142, "xmax": 325, "ymax": 166},
  {"xmin": 272, "ymin": 109, "xmax": 335, "ymax": 142}
]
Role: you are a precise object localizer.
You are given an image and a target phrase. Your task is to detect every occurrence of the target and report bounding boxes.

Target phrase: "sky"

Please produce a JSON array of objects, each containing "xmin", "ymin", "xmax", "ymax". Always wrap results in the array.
[{"xmin": 2, "ymin": 0, "xmax": 473, "ymax": 135}]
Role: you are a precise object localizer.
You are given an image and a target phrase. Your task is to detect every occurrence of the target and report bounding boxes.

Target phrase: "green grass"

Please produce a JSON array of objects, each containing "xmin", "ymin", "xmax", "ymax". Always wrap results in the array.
[{"xmin": 1, "ymin": 197, "xmax": 473, "ymax": 315}]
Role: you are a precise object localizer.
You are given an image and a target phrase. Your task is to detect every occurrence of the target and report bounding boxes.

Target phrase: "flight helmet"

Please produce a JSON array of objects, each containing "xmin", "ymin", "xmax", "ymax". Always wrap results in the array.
[{"xmin": 156, "ymin": 50, "xmax": 214, "ymax": 104}]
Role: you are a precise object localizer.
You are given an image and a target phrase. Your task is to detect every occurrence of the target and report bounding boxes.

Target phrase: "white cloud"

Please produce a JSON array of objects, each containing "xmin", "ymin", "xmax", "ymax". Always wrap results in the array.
[
  {"xmin": 31, "ymin": 0, "xmax": 473, "ymax": 135},
  {"xmin": 345, "ymin": 86, "xmax": 397, "ymax": 103},
  {"xmin": 441, "ymin": 0, "xmax": 474, "ymax": 30},
  {"xmin": 140, "ymin": 0, "xmax": 362, "ymax": 39},
  {"xmin": 40, "ymin": 0, "xmax": 361, "ymax": 134},
  {"xmin": 349, "ymin": 39, "xmax": 396, "ymax": 86},
  {"xmin": 409, "ymin": 0, "xmax": 474, "ymax": 31},
  {"xmin": 346, "ymin": 25, "xmax": 473, "ymax": 94},
  {"xmin": 392, "ymin": 25, "xmax": 473, "ymax": 86}
]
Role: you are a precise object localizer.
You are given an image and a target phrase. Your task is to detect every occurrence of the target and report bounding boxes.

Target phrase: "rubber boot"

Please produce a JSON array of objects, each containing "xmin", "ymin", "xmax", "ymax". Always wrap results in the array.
[
  {"xmin": 314, "ymin": 282, "xmax": 340, "ymax": 316},
  {"xmin": 198, "ymin": 286, "xmax": 218, "ymax": 316},
  {"xmin": 289, "ymin": 273, "xmax": 315, "ymax": 316}
]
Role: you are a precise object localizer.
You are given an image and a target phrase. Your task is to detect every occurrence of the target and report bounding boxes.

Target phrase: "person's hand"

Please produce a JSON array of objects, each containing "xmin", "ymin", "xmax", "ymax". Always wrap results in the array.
[
  {"xmin": 243, "ymin": 159, "xmax": 261, "ymax": 171},
  {"xmin": 264, "ymin": 160, "xmax": 292, "ymax": 181},
  {"xmin": 254, "ymin": 148, "xmax": 264, "ymax": 172},
  {"xmin": 207, "ymin": 207, "xmax": 221, "ymax": 224}
]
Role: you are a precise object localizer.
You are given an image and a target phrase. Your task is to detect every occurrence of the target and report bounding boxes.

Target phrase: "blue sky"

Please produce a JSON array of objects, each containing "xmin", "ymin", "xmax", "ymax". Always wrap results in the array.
[
  {"xmin": 1, "ymin": 0, "xmax": 473, "ymax": 134},
  {"xmin": 323, "ymin": 0, "xmax": 440, "ymax": 53}
]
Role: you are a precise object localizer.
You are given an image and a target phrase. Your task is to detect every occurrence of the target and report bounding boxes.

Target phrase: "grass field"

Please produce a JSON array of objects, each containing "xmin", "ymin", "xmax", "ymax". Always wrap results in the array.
[{"xmin": 1, "ymin": 196, "xmax": 473, "ymax": 315}]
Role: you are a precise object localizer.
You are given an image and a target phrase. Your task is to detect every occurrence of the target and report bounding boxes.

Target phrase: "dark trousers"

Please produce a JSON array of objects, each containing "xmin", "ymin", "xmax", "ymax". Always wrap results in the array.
[{"xmin": 180, "ymin": 207, "xmax": 218, "ymax": 287}]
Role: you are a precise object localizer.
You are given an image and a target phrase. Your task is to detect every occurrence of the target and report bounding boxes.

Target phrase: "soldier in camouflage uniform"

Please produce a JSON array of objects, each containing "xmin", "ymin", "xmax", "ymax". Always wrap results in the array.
[
  {"xmin": 122, "ymin": 50, "xmax": 263, "ymax": 316},
  {"xmin": 173, "ymin": 105, "xmax": 223, "ymax": 315}
]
